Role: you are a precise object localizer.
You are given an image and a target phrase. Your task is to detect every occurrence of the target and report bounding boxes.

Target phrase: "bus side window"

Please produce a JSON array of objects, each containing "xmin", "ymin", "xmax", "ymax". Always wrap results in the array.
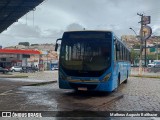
[
  {"xmin": 114, "ymin": 42, "xmax": 117, "ymax": 61},
  {"xmin": 126, "ymin": 49, "xmax": 128, "ymax": 61},
  {"xmin": 119, "ymin": 44, "xmax": 122, "ymax": 60},
  {"xmin": 116, "ymin": 42, "xmax": 120, "ymax": 61},
  {"xmin": 123, "ymin": 47, "xmax": 126, "ymax": 60}
]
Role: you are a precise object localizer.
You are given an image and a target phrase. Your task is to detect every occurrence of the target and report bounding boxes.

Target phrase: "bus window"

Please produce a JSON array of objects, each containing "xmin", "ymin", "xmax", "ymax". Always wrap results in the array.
[{"xmin": 60, "ymin": 38, "xmax": 111, "ymax": 77}]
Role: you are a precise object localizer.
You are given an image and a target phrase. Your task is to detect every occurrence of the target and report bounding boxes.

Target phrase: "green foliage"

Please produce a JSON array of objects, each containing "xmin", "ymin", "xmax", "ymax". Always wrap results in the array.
[
  {"xmin": 130, "ymin": 49, "xmax": 139, "ymax": 62},
  {"xmin": 147, "ymin": 54, "xmax": 156, "ymax": 60},
  {"xmin": 132, "ymin": 43, "xmax": 140, "ymax": 49},
  {"xmin": 31, "ymin": 44, "xmax": 39, "ymax": 46},
  {"xmin": 18, "ymin": 42, "xmax": 30, "ymax": 46}
]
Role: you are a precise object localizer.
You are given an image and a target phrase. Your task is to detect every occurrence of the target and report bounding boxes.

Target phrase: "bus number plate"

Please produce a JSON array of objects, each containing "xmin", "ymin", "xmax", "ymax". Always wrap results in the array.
[{"xmin": 78, "ymin": 87, "xmax": 88, "ymax": 91}]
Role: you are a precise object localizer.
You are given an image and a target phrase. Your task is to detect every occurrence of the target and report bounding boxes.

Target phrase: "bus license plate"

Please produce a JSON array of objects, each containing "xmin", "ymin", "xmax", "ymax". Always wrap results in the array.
[{"xmin": 78, "ymin": 87, "xmax": 88, "ymax": 91}]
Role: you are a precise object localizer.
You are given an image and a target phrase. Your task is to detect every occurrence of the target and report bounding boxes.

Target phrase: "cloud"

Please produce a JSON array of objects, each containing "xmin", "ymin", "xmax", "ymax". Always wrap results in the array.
[
  {"xmin": 66, "ymin": 23, "xmax": 85, "ymax": 31},
  {"xmin": 151, "ymin": 25, "xmax": 160, "ymax": 35},
  {"xmin": 3, "ymin": 23, "xmax": 41, "ymax": 38},
  {"xmin": 1, "ymin": 0, "xmax": 160, "ymax": 47}
]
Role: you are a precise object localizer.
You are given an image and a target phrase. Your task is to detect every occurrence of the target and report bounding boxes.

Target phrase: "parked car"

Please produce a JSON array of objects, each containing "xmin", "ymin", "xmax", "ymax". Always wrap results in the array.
[
  {"xmin": 0, "ymin": 67, "xmax": 9, "ymax": 74},
  {"xmin": 147, "ymin": 62, "xmax": 160, "ymax": 73},
  {"xmin": 21, "ymin": 66, "xmax": 38, "ymax": 73},
  {"xmin": 51, "ymin": 65, "xmax": 58, "ymax": 70},
  {"xmin": 10, "ymin": 66, "xmax": 22, "ymax": 72},
  {"xmin": 147, "ymin": 61, "xmax": 160, "ymax": 68}
]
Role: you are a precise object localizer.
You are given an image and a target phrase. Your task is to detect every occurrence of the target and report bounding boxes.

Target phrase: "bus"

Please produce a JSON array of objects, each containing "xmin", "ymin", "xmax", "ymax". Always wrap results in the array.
[{"xmin": 55, "ymin": 30, "xmax": 131, "ymax": 92}]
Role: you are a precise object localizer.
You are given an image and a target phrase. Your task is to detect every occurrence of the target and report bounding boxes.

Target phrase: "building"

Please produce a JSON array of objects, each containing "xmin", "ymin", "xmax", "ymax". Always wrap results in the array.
[
  {"xmin": 0, "ymin": 48, "xmax": 41, "ymax": 69},
  {"xmin": 3, "ymin": 43, "xmax": 58, "ymax": 70}
]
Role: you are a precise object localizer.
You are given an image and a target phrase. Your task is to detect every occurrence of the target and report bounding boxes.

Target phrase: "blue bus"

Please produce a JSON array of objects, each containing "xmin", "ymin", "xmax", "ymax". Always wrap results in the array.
[{"xmin": 55, "ymin": 30, "xmax": 131, "ymax": 92}]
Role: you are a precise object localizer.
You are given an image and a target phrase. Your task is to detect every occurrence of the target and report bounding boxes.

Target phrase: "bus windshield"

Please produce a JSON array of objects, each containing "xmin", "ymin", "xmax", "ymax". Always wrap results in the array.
[{"xmin": 60, "ymin": 38, "xmax": 111, "ymax": 77}]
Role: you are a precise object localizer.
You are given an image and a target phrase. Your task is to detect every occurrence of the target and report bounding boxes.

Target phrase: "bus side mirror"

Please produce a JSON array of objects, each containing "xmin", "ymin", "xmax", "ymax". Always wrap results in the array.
[
  {"xmin": 55, "ymin": 43, "xmax": 58, "ymax": 51},
  {"xmin": 55, "ymin": 38, "xmax": 62, "ymax": 51}
]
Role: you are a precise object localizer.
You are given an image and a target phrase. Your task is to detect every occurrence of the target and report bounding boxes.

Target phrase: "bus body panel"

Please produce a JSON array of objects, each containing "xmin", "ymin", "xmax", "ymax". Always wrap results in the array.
[
  {"xmin": 57, "ymin": 30, "xmax": 131, "ymax": 92},
  {"xmin": 58, "ymin": 74, "xmax": 114, "ymax": 92},
  {"xmin": 58, "ymin": 66, "xmax": 117, "ymax": 91},
  {"xmin": 59, "ymin": 79, "xmax": 72, "ymax": 89},
  {"xmin": 117, "ymin": 61, "xmax": 130, "ymax": 84},
  {"xmin": 58, "ymin": 63, "xmax": 130, "ymax": 92}
]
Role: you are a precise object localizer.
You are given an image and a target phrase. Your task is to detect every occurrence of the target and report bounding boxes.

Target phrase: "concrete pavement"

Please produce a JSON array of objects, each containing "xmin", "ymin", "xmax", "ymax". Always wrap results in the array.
[
  {"xmin": 0, "ymin": 71, "xmax": 160, "ymax": 120},
  {"xmin": 0, "ymin": 71, "xmax": 57, "ymax": 86}
]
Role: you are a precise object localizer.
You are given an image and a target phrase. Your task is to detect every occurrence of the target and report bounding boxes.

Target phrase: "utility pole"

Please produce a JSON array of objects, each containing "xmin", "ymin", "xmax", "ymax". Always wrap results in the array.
[
  {"xmin": 137, "ymin": 13, "xmax": 152, "ymax": 74},
  {"xmin": 156, "ymin": 38, "xmax": 159, "ymax": 60},
  {"xmin": 144, "ymin": 35, "xmax": 147, "ymax": 66},
  {"xmin": 143, "ymin": 31, "xmax": 147, "ymax": 67},
  {"xmin": 137, "ymin": 13, "xmax": 143, "ymax": 76}
]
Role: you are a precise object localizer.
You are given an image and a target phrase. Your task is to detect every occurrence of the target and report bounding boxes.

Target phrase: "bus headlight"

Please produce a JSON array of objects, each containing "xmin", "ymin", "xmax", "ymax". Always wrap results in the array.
[{"xmin": 102, "ymin": 73, "xmax": 111, "ymax": 82}]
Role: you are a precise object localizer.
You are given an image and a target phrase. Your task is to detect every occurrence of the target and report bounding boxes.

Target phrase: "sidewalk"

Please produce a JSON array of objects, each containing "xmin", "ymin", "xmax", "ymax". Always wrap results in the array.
[
  {"xmin": 0, "ymin": 73, "xmax": 28, "ymax": 78},
  {"xmin": 0, "ymin": 71, "xmax": 58, "ymax": 86},
  {"xmin": 131, "ymin": 67, "xmax": 160, "ymax": 78},
  {"xmin": 1, "ymin": 69, "xmax": 160, "ymax": 80}
]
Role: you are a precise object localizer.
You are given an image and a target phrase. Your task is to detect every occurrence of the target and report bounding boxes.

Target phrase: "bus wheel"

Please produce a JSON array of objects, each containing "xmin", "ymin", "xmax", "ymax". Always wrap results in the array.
[
  {"xmin": 114, "ymin": 73, "xmax": 120, "ymax": 92},
  {"xmin": 124, "ymin": 71, "xmax": 128, "ymax": 84},
  {"xmin": 118, "ymin": 73, "xmax": 120, "ymax": 86}
]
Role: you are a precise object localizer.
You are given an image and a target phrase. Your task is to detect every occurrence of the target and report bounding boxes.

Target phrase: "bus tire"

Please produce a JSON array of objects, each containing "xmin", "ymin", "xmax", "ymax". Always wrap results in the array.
[
  {"xmin": 118, "ymin": 73, "xmax": 120, "ymax": 86},
  {"xmin": 114, "ymin": 73, "xmax": 120, "ymax": 92},
  {"xmin": 124, "ymin": 71, "xmax": 128, "ymax": 84}
]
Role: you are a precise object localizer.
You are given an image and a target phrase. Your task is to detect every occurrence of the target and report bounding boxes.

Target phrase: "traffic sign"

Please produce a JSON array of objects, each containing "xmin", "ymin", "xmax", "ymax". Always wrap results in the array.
[
  {"xmin": 142, "ymin": 16, "xmax": 151, "ymax": 25},
  {"xmin": 140, "ymin": 25, "xmax": 152, "ymax": 41}
]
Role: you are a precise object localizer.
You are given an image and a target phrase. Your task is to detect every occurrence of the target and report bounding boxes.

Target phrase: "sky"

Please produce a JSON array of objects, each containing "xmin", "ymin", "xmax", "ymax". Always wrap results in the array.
[{"xmin": 1, "ymin": 0, "xmax": 160, "ymax": 47}]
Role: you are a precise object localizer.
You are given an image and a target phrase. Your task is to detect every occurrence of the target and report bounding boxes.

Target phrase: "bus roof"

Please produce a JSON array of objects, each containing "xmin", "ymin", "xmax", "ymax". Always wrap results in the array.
[
  {"xmin": 64, "ymin": 30, "xmax": 113, "ymax": 33},
  {"xmin": 63, "ymin": 30, "xmax": 130, "ymax": 51}
]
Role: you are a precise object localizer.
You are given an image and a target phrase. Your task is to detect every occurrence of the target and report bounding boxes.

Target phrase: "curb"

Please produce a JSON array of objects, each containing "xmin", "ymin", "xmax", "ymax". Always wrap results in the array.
[
  {"xmin": 75, "ymin": 93, "xmax": 124, "ymax": 111},
  {"xmin": 0, "ymin": 75, "xmax": 28, "ymax": 78},
  {"xmin": 93, "ymin": 93, "xmax": 124, "ymax": 109},
  {"xmin": 130, "ymin": 75, "xmax": 160, "ymax": 79},
  {"xmin": 24, "ymin": 81, "xmax": 57, "ymax": 86}
]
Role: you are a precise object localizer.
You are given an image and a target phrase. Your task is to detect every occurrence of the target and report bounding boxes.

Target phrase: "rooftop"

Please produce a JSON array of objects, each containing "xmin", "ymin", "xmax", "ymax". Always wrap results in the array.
[{"xmin": 0, "ymin": 0, "xmax": 44, "ymax": 33}]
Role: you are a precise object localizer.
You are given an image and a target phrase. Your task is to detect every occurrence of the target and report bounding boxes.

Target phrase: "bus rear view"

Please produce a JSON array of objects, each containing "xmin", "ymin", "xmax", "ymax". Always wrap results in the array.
[{"xmin": 55, "ymin": 31, "xmax": 130, "ymax": 92}]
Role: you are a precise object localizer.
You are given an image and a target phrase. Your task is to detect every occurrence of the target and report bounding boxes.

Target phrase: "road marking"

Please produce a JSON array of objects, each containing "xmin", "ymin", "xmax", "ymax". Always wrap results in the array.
[{"xmin": 0, "ymin": 90, "xmax": 13, "ymax": 96}]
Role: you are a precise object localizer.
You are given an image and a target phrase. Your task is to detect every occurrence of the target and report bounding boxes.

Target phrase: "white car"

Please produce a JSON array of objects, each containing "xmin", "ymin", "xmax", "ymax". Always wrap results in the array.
[
  {"xmin": 51, "ymin": 64, "xmax": 58, "ymax": 70},
  {"xmin": 10, "ymin": 66, "xmax": 22, "ymax": 72},
  {"xmin": 147, "ymin": 62, "xmax": 160, "ymax": 68}
]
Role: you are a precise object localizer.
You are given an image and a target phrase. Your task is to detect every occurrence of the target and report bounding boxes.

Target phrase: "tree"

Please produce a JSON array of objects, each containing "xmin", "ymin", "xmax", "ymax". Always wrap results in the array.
[
  {"xmin": 147, "ymin": 54, "xmax": 157, "ymax": 60},
  {"xmin": 19, "ymin": 42, "xmax": 30, "ymax": 46},
  {"xmin": 130, "ymin": 48, "xmax": 139, "ymax": 64},
  {"xmin": 132, "ymin": 43, "xmax": 140, "ymax": 49}
]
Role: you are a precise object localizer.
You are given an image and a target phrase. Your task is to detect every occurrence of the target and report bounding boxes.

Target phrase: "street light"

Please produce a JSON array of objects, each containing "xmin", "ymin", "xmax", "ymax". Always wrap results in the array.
[
  {"xmin": 129, "ymin": 27, "xmax": 140, "ymax": 66},
  {"xmin": 129, "ymin": 27, "xmax": 141, "ymax": 41},
  {"xmin": 129, "ymin": 27, "xmax": 138, "ymax": 37}
]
